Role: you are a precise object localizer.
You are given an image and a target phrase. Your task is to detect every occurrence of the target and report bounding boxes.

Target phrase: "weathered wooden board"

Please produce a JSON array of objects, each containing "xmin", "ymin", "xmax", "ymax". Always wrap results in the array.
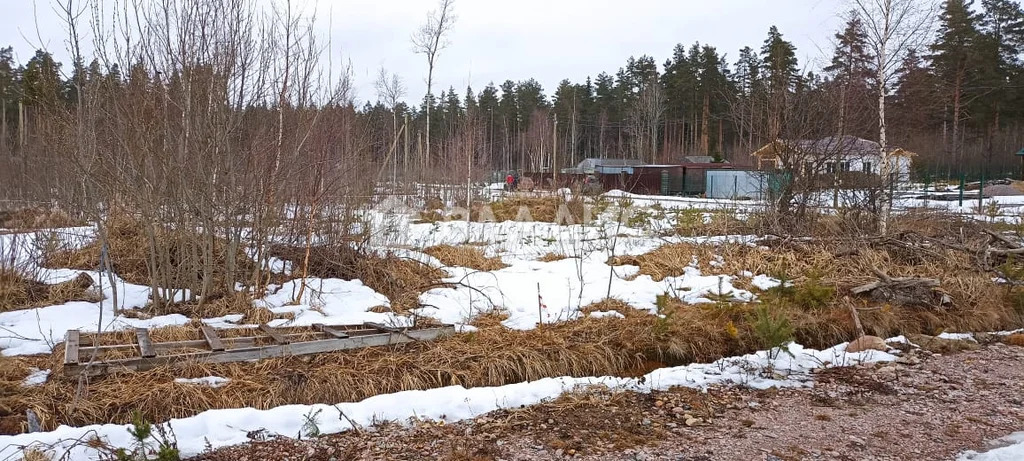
[
  {"xmin": 63, "ymin": 330, "xmax": 80, "ymax": 365},
  {"xmin": 136, "ymin": 328, "xmax": 156, "ymax": 358},
  {"xmin": 201, "ymin": 325, "xmax": 225, "ymax": 351},
  {"xmin": 63, "ymin": 324, "xmax": 454, "ymax": 377},
  {"xmin": 259, "ymin": 324, "xmax": 290, "ymax": 344}
]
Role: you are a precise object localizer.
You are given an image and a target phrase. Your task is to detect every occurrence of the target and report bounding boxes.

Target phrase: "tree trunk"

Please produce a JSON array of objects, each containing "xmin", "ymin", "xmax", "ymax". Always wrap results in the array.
[{"xmin": 878, "ymin": 57, "xmax": 891, "ymax": 235}]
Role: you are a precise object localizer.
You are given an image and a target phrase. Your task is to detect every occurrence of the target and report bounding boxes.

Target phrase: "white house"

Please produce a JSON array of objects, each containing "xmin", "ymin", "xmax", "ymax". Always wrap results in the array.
[{"xmin": 752, "ymin": 136, "xmax": 915, "ymax": 183}]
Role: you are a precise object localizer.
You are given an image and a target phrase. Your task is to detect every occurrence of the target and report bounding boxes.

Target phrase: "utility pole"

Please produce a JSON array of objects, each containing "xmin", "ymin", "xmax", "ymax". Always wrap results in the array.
[
  {"xmin": 404, "ymin": 113, "xmax": 410, "ymax": 179},
  {"xmin": 570, "ymin": 93, "xmax": 577, "ymax": 168},
  {"xmin": 553, "ymin": 113, "xmax": 558, "ymax": 189}
]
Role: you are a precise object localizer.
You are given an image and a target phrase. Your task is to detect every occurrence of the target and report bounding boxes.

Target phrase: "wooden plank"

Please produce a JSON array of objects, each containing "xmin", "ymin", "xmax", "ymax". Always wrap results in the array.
[
  {"xmin": 364, "ymin": 322, "xmax": 403, "ymax": 333},
  {"xmin": 135, "ymin": 328, "xmax": 156, "ymax": 358},
  {"xmin": 259, "ymin": 324, "xmax": 290, "ymax": 344},
  {"xmin": 314, "ymin": 323, "xmax": 349, "ymax": 339},
  {"xmin": 201, "ymin": 325, "xmax": 225, "ymax": 351},
  {"xmin": 65, "ymin": 326, "xmax": 456, "ymax": 377},
  {"xmin": 64, "ymin": 330, "xmax": 80, "ymax": 365}
]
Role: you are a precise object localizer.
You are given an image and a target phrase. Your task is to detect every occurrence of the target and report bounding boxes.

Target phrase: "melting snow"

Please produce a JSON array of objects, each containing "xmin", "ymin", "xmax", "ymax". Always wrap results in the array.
[{"xmin": 0, "ymin": 340, "xmax": 896, "ymax": 460}]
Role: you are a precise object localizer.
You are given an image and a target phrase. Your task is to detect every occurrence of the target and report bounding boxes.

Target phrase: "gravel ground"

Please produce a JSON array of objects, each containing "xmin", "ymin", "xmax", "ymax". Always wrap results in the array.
[{"xmin": 189, "ymin": 342, "xmax": 1024, "ymax": 461}]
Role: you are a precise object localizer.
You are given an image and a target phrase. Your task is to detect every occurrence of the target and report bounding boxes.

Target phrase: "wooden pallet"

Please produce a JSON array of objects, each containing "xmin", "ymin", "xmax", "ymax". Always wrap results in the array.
[{"xmin": 63, "ymin": 322, "xmax": 454, "ymax": 377}]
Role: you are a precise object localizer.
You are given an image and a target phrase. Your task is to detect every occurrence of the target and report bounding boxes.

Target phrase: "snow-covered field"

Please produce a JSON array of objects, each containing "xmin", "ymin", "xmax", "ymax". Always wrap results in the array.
[{"xmin": 1, "ymin": 189, "xmax": 1022, "ymax": 459}]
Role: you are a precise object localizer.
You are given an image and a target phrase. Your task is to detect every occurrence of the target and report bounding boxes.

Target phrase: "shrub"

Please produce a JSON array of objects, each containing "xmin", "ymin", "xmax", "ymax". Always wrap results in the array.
[
  {"xmin": 751, "ymin": 304, "xmax": 794, "ymax": 355},
  {"xmin": 113, "ymin": 410, "xmax": 180, "ymax": 461},
  {"xmin": 792, "ymin": 275, "xmax": 835, "ymax": 310}
]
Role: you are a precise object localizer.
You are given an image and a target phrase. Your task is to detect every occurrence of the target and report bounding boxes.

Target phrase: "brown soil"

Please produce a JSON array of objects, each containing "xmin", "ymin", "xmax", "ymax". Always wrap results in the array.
[{"xmin": 189, "ymin": 343, "xmax": 1024, "ymax": 461}]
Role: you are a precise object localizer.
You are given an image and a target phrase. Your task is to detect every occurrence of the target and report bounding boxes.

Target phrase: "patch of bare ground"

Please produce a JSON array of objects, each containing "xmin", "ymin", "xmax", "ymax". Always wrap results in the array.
[{"xmin": 188, "ymin": 343, "xmax": 1024, "ymax": 461}]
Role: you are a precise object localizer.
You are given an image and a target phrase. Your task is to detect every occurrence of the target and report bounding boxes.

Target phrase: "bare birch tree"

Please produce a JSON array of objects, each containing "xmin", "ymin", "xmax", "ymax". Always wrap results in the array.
[
  {"xmin": 375, "ymin": 67, "xmax": 406, "ymax": 182},
  {"xmin": 851, "ymin": 0, "xmax": 938, "ymax": 234},
  {"xmin": 412, "ymin": 0, "xmax": 456, "ymax": 172},
  {"xmin": 629, "ymin": 77, "xmax": 665, "ymax": 163}
]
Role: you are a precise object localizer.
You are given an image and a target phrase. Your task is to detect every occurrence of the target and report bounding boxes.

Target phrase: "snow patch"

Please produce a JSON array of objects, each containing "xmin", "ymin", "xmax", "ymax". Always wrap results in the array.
[
  {"xmin": 22, "ymin": 368, "xmax": 50, "ymax": 387},
  {"xmin": 0, "ymin": 340, "xmax": 896, "ymax": 460},
  {"xmin": 174, "ymin": 377, "xmax": 231, "ymax": 388},
  {"xmin": 959, "ymin": 432, "xmax": 1024, "ymax": 461},
  {"xmin": 589, "ymin": 311, "xmax": 626, "ymax": 319}
]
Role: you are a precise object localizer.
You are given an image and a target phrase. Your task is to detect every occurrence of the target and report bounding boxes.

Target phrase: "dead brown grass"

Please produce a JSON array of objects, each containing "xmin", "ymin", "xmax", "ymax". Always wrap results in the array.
[
  {"xmin": 1006, "ymin": 334, "xmax": 1024, "ymax": 347},
  {"xmin": 0, "ymin": 207, "xmax": 82, "ymax": 230},
  {"xmin": 467, "ymin": 310, "xmax": 511, "ymax": 329},
  {"xmin": 580, "ymin": 298, "xmax": 649, "ymax": 319},
  {"xmin": 0, "ymin": 270, "xmax": 101, "ymax": 313},
  {"xmin": 269, "ymin": 244, "xmax": 445, "ymax": 312},
  {"xmin": 537, "ymin": 252, "xmax": 568, "ymax": 262},
  {"xmin": 43, "ymin": 215, "xmax": 255, "ymax": 295},
  {"xmin": 424, "ymin": 245, "xmax": 508, "ymax": 272},
  {"xmin": 118, "ymin": 293, "xmax": 292, "ymax": 324},
  {"xmin": 472, "ymin": 196, "xmax": 586, "ymax": 224},
  {"xmin": 5, "ymin": 211, "xmax": 1021, "ymax": 434},
  {"xmin": 0, "ymin": 354, "xmax": 58, "ymax": 435},
  {"xmin": 6, "ymin": 278, "xmax": 1022, "ymax": 433}
]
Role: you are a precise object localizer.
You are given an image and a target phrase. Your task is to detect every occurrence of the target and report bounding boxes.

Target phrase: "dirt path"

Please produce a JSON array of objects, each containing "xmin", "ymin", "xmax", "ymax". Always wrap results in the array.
[{"xmin": 190, "ymin": 343, "xmax": 1024, "ymax": 461}]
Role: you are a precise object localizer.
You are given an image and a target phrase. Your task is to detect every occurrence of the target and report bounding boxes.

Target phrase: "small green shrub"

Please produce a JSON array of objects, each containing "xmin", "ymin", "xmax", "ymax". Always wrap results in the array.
[
  {"xmin": 673, "ymin": 209, "xmax": 706, "ymax": 236},
  {"xmin": 751, "ymin": 304, "xmax": 794, "ymax": 356},
  {"xmin": 792, "ymin": 274, "xmax": 835, "ymax": 310},
  {"xmin": 113, "ymin": 411, "xmax": 180, "ymax": 461}
]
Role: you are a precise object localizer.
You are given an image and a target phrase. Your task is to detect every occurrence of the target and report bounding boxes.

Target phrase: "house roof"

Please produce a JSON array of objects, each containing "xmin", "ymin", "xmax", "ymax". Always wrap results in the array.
[
  {"xmin": 682, "ymin": 155, "xmax": 721, "ymax": 163},
  {"xmin": 753, "ymin": 136, "xmax": 916, "ymax": 159},
  {"xmin": 577, "ymin": 158, "xmax": 646, "ymax": 168}
]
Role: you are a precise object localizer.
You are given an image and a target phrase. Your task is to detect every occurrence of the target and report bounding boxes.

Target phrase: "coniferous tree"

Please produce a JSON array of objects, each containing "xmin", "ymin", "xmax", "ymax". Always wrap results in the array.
[
  {"xmin": 761, "ymin": 26, "xmax": 799, "ymax": 139},
  {"xmin": 825, "ymin": 15, "xmax": 875, "ymax": 136},
  {"xmin": 932, "ymin": 0, "xmax": 984, "ymax": 168}
]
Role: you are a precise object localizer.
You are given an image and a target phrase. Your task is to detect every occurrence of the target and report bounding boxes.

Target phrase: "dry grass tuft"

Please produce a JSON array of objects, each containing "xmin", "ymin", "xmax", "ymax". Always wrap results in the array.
[
  {"xmin": 468, "ymin": 309, "xmax": 510, "ymax": 329},
  {"xmin": 119, "ymin": 292, "xmax": 277, "ymax": 323},
  {"xmin": 269, "ymin": 244, "xmax": 445, "ymax": 312},
  {"xmin": 0, "ymin": 354, "xmax": 58, "ymax": 435},
  {"xmin": 473, "ymin": 196, "xmax": 586, "ymax": 224},
  {"xmin": 1006, "ymin": 334, "xmax": 1024, "ymax": 347},
  {"xmin": 610, "ymin": 243, "xmax": 702, "ymax": 281},
  {"xmin": 580, "ymin": 298, "xmax": 648, "ymax": 319},
  {"xmin": 537, "ymin": 252, "xmax": 568, "ymax": 262},
  {"xmin": 424, "ymin": 245, "xmax": 508, "ymax": 272},
  {"xmin": 0, "ymin": 207, "xmax": 82, "ymax": 230},
  {"xmin": 44, "ymin": 215, "xmax": 254, "ymax": 294},
  {"xmin": 0, "ymin": 270, "xmax": 100, "ymax": 313}
]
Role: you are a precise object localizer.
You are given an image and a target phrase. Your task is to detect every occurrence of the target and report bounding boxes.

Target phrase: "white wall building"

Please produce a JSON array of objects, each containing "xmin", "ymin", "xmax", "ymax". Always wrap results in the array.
[{"xmin": 752, "ymin": 136, "xmax": 915, "ymax": 183}]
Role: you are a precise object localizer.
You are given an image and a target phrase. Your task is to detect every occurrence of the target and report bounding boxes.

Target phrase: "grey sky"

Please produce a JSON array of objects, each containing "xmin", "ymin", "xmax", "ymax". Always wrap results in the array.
[{"xmin": 2, "ymin": 0, "xmax": 867, "ymax": 105}]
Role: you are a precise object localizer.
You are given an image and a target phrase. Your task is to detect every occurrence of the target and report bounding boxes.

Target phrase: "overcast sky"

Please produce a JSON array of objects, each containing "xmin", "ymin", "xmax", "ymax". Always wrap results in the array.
[{"xmin": 2, "ymin": 0, "xmax": 874, "ymax": 105}]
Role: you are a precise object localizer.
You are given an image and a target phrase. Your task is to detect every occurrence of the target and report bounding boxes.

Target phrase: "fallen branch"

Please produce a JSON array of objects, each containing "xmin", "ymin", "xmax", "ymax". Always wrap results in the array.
[{"xmin": 851, "ymin": 267, "xmax": 950, "ymax": 308}]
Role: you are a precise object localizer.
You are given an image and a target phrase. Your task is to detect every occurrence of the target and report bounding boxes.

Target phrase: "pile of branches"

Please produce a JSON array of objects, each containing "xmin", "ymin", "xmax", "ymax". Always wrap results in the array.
[{"xmin": 757, "ymin": 212, "xmax": 1021, "ymax": 310}]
